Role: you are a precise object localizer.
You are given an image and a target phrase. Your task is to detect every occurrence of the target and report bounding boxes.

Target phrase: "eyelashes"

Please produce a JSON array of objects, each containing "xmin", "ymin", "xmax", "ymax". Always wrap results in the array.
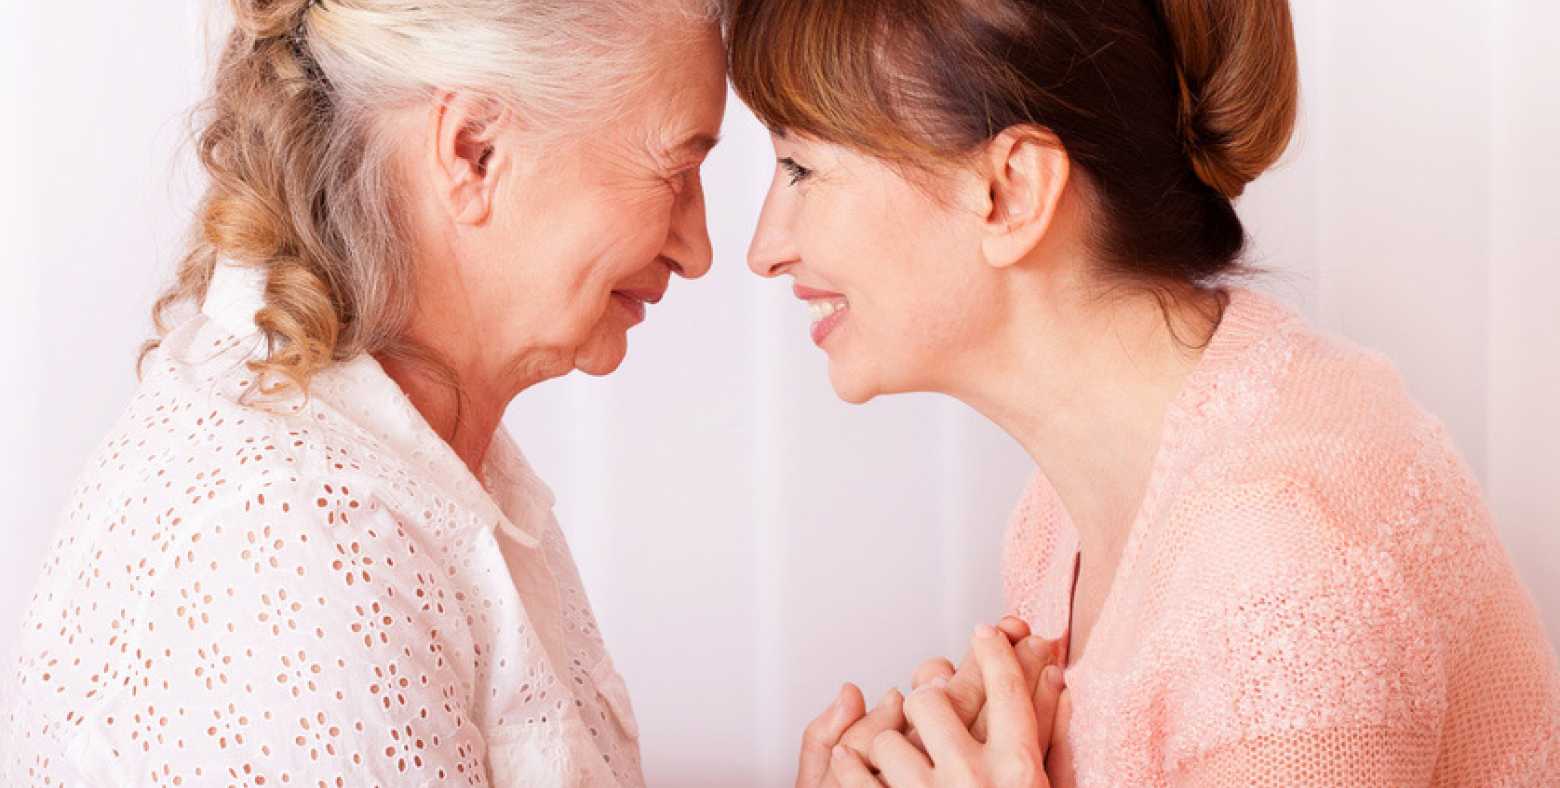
[{"xmin": 778, "ymin": 157, "xmax": 813, "ymax": 186}]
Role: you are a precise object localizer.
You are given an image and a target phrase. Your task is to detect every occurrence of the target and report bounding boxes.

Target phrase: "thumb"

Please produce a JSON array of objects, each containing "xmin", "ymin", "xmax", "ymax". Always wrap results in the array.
[{"xmin": 797, "ymin": 683, "xmax": 865, "ymax": 788}]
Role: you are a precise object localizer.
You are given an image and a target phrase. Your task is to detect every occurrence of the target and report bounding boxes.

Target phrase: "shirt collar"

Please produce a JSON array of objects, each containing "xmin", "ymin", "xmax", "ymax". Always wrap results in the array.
[
  {"xmin": 201, "ymin": 259, "xmax": 269, "ymax": 338},
  {"xmin": 199, "ymin": 259, "xmax": 543, "ymax": 549}
]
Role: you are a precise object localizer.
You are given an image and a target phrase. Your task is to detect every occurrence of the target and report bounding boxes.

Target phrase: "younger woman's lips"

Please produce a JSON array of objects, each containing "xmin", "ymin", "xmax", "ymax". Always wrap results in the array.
[
  {"xmin": 793, "ymin": 283, "xmax": 845, "ymax": 300},
  {"xmin": 810, "ymin": 305, "xmax": 848, "ymax": 346}
]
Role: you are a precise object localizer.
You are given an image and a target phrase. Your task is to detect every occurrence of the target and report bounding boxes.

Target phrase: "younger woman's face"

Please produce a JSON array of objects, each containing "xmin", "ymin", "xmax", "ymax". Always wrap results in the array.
[{"xmin": 747, "ymin": 134, "xmax": 1004, "ymax": 403}]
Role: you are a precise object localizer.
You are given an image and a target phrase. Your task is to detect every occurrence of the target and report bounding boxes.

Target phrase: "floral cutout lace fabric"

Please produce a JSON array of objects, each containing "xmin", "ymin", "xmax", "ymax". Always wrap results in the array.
[
  {"xmin": 1, "ymin": 262, "xmax": 644, "ymax": 787},
  {"xmin": 1003, "ymin": 288, "xmax": 1560, "ymax": 786}
]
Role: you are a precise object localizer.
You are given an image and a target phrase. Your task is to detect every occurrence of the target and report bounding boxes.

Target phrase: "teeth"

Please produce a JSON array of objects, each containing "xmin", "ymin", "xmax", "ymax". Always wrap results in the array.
[{"xmin": 808, "ymin": 299, "xmax": 849, "ymax": 321}]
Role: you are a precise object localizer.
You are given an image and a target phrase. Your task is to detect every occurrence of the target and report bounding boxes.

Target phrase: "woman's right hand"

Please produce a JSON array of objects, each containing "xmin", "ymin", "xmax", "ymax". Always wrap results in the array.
[
  {"xmin": 907, "ymin": 619, "xmax": 1064, "ymax": 745},
  {"xmin": 831, "ymin": 627, "xmax": 1068, "ymax": 787},
  {"xmin": 797, "ymin": 617, "xmax": 1038, "ymax": 788},
  {"xmin": 797, "ymin": 682, "xmax": 900, "ymax": 788},
  {"xmin": 908, "ymin": 624, "xmax": 1074, "ymax": 788}
]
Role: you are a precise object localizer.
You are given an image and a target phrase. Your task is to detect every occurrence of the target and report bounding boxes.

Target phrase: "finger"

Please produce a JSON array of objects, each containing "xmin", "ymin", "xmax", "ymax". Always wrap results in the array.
[
  {"xmin": 910, "ymin": 658, "xmax": 955, "ymax": 690},
  {"xmin": 868, "ymin": 730, "xmax": 933, "ymax": 787},
  {"xmin": 1016, "ymin": 635, "xmax": 1055, "ymax": 688},
  {"xmin": 971, "ymin": 705, "xmax": 989, "ymax": 744},
  {"xmin": 798, "ymin": 683, "xmax": 866, "ymax": 788},
  {"xmin": 971, "ymin": 624, "xmax": 1040, "ymax": 751},
  {"xmin": 839, "ymin": 688, "xmax": 905, "ymax": 757},
  {"xmin": 943, "ymin": 655, "xmax": 986, "ymax": 730},
  {"xmin": 997, "ymin": 615, "xmax": 1031, "ymax": 643},
  {"xmin": 902, "ymin": 679, "xmax": 979, "ymax": 767},
  {"xmin": 829, "ymin": 745, "xmax": 886, "ymax": 788},
  {"xmin": 1046, "ymin": 690, "xmax": 1077, "ymax": 788},
  {"xmin": 974, "ymin": 635, "xmax": 1055, "ymax": 741},
  {"xmin": 1032, "ymin": 664, "xmax": 1066, "ymax": 758}
]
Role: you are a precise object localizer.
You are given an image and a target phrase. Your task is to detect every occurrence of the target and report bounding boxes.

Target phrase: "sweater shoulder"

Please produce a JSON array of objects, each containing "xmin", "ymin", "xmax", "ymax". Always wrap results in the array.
[
  {"xmin": 1212, "ymin": 325, "xmax": 1487, "ymax": 539},
  {"xmin": 1160, "ymin": 322, "xmax": 1499, "ymax": 642}
]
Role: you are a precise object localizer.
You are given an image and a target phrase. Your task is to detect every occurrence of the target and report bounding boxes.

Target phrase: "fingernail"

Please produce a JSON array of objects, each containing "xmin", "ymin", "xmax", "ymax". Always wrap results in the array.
[
  {"xmin": 880, "ymin": 687, "xmax": 901, "ymax": 706},
  {"xmin": 828, "ymin": 685, "xmax": 849, "ymax": 723},
  {"xmin": 1022, "ymin": 636, "xmax": 1048, "ymax": 656},
  {"xmin": 1043, "ymin": 665, "xmax": 1065, "ymax": 690},
  {"xmin": 929, "ymin": 676, "xmax": 949, "ymax": 690},
  {"xmin": 975, "ymin": 624, "xmax": 999, "ymax": 640}
]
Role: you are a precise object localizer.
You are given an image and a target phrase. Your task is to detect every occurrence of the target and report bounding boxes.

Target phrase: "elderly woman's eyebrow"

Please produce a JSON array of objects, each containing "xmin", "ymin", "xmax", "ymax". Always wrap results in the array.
[{"xmin": 670, "ymin": 132, "xmax": 721, "ymax": 158}]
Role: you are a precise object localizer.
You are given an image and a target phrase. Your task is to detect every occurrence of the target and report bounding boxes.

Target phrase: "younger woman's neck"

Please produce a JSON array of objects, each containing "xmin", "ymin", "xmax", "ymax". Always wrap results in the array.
[{"xmin": 952, "ymin": 278, "xmax": 1222, "ymax": 543}]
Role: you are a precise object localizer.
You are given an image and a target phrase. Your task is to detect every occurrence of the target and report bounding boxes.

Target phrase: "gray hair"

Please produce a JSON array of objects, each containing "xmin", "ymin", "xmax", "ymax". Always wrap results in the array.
[{"xmin": 144, "ymin": 0, "xmax": 723, "ymax": 394}]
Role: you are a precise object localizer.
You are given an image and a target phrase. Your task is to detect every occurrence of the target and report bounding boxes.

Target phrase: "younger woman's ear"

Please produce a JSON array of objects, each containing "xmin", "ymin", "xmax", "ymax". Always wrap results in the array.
[
  {"xmin": 977, "ymin": 126, "xmax": 1070, "ymax": 269},
  {"xmin": 430, "ymin": 91, "xmax": 508, "ymax": 226}
]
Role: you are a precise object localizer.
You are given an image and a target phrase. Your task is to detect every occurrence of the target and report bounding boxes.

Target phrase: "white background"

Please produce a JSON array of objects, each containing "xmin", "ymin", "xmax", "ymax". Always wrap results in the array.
[{"xmin": 2, "ymin": 2, "xmax": 1556, "ymax": 785}]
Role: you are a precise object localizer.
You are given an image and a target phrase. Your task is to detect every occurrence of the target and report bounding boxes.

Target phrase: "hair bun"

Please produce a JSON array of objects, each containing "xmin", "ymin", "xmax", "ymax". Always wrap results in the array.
[
  {"xmin": 230, "ymin": 0, "xmax": 315, "ymax": 41},
  {"xmin": 1160, "ymin": 0, "xmax": 1299, "ymax": 199}
]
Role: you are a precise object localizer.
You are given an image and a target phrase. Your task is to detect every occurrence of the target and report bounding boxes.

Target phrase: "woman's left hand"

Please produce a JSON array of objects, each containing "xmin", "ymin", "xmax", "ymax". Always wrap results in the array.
[{"xmin": 829, "ymin": 625, "xmax": 1065, "ymax": 787}]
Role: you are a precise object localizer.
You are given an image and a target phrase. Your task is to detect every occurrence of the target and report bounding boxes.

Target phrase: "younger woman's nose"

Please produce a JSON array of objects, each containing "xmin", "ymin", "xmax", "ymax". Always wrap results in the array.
[{"xmin": 747, "ymin": 191, "xmax": 798, "ymax": 278}]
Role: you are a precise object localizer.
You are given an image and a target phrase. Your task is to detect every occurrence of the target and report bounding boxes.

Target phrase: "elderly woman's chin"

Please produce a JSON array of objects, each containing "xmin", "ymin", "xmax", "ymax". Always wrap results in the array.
[{"xmin": 572, "ymin": 321, "xmax": 634, "ymax": 376}]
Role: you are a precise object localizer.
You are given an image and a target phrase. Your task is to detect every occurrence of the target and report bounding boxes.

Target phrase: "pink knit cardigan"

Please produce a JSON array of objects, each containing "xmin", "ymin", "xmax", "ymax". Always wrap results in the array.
[{"xmin": 1003, "ymin": 288, "xmax": 1560, "ymax": 786}]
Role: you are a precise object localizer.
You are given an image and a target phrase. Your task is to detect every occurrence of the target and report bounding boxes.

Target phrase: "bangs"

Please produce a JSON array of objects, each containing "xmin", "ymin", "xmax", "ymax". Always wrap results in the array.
[{"xmin": 724, "ymin": 0, "xmax": 947, "ymax": 162}]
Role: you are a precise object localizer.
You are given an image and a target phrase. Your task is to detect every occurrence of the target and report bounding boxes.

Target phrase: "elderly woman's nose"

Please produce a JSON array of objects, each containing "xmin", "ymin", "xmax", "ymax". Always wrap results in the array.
[{"xmin": 666, "ymin": 180, "xmax": 714, "ymax": 279}]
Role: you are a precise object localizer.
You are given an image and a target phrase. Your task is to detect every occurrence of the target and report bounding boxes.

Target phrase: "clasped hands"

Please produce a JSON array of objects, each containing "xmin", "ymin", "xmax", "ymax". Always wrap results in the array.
[{"xmin": 796, "ymin": 617, "xmax": 1074, "ymax": 788}]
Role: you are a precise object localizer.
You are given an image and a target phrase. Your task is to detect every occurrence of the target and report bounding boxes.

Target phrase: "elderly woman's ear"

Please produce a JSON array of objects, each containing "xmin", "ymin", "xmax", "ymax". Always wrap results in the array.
[{"xmin": 431, "ymin": 91, "xmax": 510, "ymax": 225}]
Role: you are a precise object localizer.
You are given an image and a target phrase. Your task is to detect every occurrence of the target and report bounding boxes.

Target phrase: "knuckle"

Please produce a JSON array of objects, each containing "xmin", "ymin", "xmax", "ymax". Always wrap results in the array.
[
  {"xmin": 994, "ymin": 672, "xmax": 1029, "ymax": 701},
  {"xmin": 802, "ymin": 718, "xmax": 835, "ymax": 749},
  {"xmin": 869, "ymin": 728, "xmax": 899, "ymax": 757},
  {"xmin": 994, "ymin": 752, "xmax": 1043, "ymax": 786},
  {"xmin": 904, "ymin": 686, "xmax": 945, "ymax": 719},
  {"xmin": 915, "ymin": 658, "xmax": 953, "ymax": 677},
  {"xmin": 840, "ymin": 723, "xmax": 871, "ymax": 751},
  {"xmin": 949, "ymin": 688, "xmax": 983, "ymax": 719},
  {"xmin": 947, "ymin": 672, "xmax": 982, "ymax": 700}
]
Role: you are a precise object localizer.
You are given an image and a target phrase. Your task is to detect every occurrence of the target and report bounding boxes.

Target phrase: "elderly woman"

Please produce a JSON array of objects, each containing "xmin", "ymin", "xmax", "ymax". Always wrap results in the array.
[{"xmin": 1, "ymin": 0, "xmax": 723, "ymax": 784}]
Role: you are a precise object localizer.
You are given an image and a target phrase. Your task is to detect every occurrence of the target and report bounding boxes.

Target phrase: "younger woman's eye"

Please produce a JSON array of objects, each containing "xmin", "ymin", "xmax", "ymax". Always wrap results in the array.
[{"xmin": 778, "ymin": 157, "xmax": 813, "ymax": 186}]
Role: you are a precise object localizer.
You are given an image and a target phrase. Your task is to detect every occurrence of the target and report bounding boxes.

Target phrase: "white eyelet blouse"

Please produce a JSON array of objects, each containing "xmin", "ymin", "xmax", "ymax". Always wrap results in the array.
[{"xmin": 1, "ymin": 262, "xmax": 645, "ymax": 787}]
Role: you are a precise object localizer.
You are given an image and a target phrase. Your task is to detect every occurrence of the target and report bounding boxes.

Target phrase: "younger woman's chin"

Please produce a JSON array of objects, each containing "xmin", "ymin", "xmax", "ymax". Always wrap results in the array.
[
  {"xmin": 827, "ymin": 365, "xmax": 880, "ymax": 405},
  {"xmin": 826, "ymin": 356, "xmax": 935, "ymax": 405}
]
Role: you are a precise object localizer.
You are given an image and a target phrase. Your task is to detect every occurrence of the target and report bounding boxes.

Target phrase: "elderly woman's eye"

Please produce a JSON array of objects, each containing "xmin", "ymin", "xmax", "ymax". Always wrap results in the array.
[{"xmin": 778, "ymin": 157, "xmax": 813, "ymax": 186}]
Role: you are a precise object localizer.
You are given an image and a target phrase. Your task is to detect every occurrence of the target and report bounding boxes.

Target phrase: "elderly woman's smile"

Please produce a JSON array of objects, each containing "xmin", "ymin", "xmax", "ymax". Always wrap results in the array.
[
  {"xmin": 0, "ymin": 2, "xmax": 726, "ymax": 785},
  {"xmin": 611, "ymin": 276, "xmax": 668, "ymax": 325}
]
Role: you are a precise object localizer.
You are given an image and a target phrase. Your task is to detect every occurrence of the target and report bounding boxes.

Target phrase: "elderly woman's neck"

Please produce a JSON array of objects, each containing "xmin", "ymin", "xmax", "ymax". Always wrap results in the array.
[{"xmin": 375, "ymin": 348, "xmax": 558, "ymax": 479}]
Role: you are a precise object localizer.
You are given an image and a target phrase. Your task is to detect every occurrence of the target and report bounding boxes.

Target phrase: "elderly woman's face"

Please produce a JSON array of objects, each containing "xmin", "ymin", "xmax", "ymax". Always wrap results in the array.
[{"xmin": 422, "ymin": 25, "xmax": 726, "ymax": 382}]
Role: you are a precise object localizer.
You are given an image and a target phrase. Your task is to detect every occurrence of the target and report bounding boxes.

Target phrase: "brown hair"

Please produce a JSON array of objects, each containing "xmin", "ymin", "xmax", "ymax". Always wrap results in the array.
[{"xmin": 726, "ymin": 0, "xmax": 1299, "ymax": 286}]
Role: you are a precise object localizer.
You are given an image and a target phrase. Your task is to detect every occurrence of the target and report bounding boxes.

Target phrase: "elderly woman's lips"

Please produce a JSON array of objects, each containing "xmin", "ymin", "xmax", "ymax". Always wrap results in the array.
[
  {"xmin": 615, "ymin": 288, "xmax": 665, "ymax": 304},
  {"xmin": 610, "ymin": 290, "xmax": 659, "ymax": 324}
]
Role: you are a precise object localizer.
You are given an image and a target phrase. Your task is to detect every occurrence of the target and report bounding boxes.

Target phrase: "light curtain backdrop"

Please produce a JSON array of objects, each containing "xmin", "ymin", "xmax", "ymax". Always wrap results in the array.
[{"xmin": 2, "ymin": 2, "xmax": 1556, "ymax": 785}]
